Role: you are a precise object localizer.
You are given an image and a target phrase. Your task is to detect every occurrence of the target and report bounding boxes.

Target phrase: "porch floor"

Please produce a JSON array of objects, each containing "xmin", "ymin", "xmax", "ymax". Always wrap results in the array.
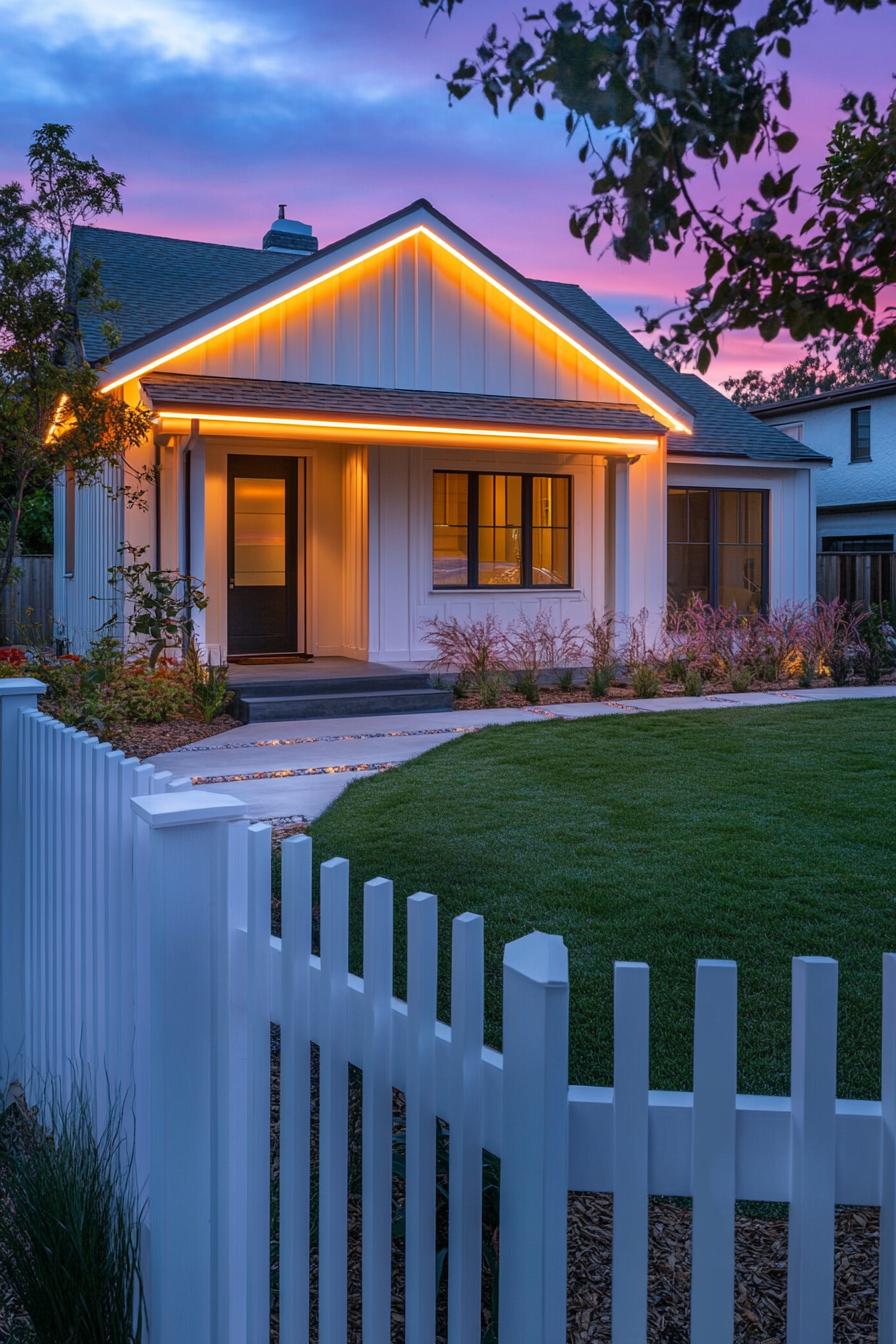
[{"xmin": 225, "ymin": 656, "xmax": 423, "ymax": 686}]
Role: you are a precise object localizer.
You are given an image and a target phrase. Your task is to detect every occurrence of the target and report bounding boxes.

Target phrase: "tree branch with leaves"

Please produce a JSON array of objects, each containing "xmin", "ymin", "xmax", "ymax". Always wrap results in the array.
[
  {"xmin": 420, "ymin": 0, "xmax": 896, "ymax": 373},
  {"xmin": 0, "ymin": 124, "xmax": 154, "ymax": 607}
]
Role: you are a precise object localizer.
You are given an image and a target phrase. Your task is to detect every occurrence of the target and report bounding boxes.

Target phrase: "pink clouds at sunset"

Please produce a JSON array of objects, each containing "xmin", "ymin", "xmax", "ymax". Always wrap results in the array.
[{"xmin": 0, "ymin": 0, "xmax": 892, "ymax": 385}]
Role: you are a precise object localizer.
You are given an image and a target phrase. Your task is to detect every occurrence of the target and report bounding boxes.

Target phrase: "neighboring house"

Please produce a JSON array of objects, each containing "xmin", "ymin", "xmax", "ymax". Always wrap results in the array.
[
  {"xmin": 755, "ymin": 380, "xmax": 896, "ymax": 554},
  {"xmin": 55, "ymin": 199, "xmax": 827, "ymax": 662}
]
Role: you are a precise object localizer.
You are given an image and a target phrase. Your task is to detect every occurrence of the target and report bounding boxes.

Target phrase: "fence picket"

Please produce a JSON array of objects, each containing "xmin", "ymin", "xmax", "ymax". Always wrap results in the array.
[
  {"xmin": 280, "ymin": 835, "xmax": 313, "ymax": 1344},
  {"xmin": 787, "ymin": 956, "xmax": 838, "ymax": 1344},
  {"xmin": 882, "ymin": 954, "xmax": 896, "ymax": 1343},
  {"xmin": 690, "ymin": 959, "xmax": 737, "ymax": 1344},
  {"xmin": 319, "ymin": 857, "xmax": 350, "ymax": 1344},
  {"xmin": 8, "ymin": 691, "xmax": 896, "ymax": 1344},
  {"xmin": 406, "ymin": 892, "xmax": 438, "ymax": 1344},
  {"xmin": 362, "ymin": 876, "xmax": 394, "ymax": 1344},
  {"xmin": 448, "ymin": 912, "xmax": 484, "ymax": 1344},
  {"xmin": 246, "ymin": 823, "xmax": 272, "ymax": 1343},
  {"xmin": 612, "ymin": 962, "xmax": 650, "ymax": 1344}
]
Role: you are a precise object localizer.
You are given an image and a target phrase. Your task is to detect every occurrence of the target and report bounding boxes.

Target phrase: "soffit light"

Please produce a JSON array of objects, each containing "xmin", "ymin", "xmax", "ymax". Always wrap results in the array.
[
  {"xmin": 153, "ymin": 409, "xmax": 661, "ymax": 450},
  {"xmin": 99, "ymin": 221, "xmax": 691, "ymax": 434}
]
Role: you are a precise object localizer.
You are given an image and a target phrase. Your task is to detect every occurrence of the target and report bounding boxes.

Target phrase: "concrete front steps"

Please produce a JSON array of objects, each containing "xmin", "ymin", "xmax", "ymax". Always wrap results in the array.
[{"xmin": 230, "ymin": 671, "xmax": 454, "ymax": 723}]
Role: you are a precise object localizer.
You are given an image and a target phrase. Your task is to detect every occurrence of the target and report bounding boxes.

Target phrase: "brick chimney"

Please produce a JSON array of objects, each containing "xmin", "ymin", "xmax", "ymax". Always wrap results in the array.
[{"xmin": 262, "ymin": 204, "xmax": 319, "ymax": 255}]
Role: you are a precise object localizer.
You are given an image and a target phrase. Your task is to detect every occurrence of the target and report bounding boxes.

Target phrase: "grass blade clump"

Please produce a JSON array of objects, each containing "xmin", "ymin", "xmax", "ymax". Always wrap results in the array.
[{"xmin": 0, "ymin": 1082, "xmax": 144, "ymax": 1343}]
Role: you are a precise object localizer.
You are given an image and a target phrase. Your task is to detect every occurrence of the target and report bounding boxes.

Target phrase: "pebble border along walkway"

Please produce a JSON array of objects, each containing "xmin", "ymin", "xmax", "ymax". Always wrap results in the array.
[{"xmin": 147, "ymin": 683, "xmax": 896, "ymax": 825}]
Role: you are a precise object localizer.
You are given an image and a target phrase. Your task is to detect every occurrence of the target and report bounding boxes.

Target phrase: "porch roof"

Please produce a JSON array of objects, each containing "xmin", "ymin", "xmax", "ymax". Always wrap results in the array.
[{"xmin": 140, "ymin": 371, "xmax": 666, "ymax": 440}]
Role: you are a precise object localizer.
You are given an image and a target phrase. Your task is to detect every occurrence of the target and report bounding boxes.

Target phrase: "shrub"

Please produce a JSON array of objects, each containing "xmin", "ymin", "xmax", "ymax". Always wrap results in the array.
[
  {"xmin": 622, "ymin": 609, "xmax": 663, "ymax": 696},
  {"xmin": 503, "ymin": 613, "xmax": 543, "ymax": 704},
  {"xmin": 535, "ymin": 613, "xmax": 582, "ymax": 689},
  {"xmin": 631, "ymin": 663, "xmax": 662, "ymax": 698},
  {"xmin": 855, "ymin": 604, "xmax": 896, "ymax": 686},
  {"xmin": 587, "ymin": 665, "xmax": 612, "ymax": 698},
  {"xmin": 101, "ymin": 660, "xmax": 194, "ymax": 725},
  {"xmin": 99, "ymin": 545, "xmax": 208, "ymax": 669},
  {"xmin": 730, "ymin": 665, "xmax": 753, "ymax": 693},
  {"xmin": 683, "ymin": 666, "xmax": 703, "ymax": 697},
  {"xmin": 0, "ymin": 1084, "xmax": 144, "ymax": 1343},
  {"xmin": 422, "ymin": 614, "xmax": 507, "ymax": 705},
  {"xmin": 582, "ymin": 610, "xmax": 616, "ymax": 691},
  {"xmin": 185, "ymin": 640, "xmax": 232, "ymax": 722},
  {"xmin": 806, "ymin": 598, "xmax": 865, "ymax": 686}
]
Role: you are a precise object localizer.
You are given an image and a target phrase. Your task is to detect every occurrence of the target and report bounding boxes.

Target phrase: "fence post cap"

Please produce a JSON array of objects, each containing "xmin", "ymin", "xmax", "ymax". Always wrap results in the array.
[
  {"xmin": 130, "ymin": 789, "xmax": 247, "ymax": 828},
  {"xmin": 0, "ymin": 677, "xmax": 46, "ymax": 697},
  {"xmin": 504, "ymin": 929, "xmax": 568, "ymax": 986}
]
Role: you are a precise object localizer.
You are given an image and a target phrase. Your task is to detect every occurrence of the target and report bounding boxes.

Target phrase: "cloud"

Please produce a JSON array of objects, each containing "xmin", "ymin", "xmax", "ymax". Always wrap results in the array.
[{"xmin": 0, "ymin": 0, "xmax": 289, "ymax": 73}]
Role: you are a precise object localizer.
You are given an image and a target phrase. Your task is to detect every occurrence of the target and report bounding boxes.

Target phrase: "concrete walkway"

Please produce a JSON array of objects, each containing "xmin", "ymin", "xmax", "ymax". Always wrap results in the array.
[{"xmin": 147, "ymin": 684, "xmax": 896, "ymax": 825}]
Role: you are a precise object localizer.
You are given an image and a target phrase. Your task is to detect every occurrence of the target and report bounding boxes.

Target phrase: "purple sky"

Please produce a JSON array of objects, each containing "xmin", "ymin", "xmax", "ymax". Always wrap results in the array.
[{"xmin": 0, "ymin": 0, "xmax": 892, "ymax": 385}]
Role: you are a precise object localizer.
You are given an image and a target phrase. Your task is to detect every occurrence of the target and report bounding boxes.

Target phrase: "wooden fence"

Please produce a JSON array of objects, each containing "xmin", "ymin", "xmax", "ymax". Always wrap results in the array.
[
  {"xmin": 817, "ymin": 550, "xmax": 896, "ymax": 608},
  {"xmin": 2, "ymin": 676, "xmax": 896, "ymax": 1344},
  {"xmin": 0, "ymin": 555, "xmax": 53, "ymax": 644}
]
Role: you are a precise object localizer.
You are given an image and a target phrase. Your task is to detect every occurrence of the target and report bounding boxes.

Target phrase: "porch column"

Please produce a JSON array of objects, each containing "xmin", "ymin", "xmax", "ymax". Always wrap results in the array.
[
  {"xmin": 187, "ymin": 430, "xmax": 208, "ymax": 652},
  {"xmin": 612, "ymin": 459, "xmax": 631, "ymax": 620}
]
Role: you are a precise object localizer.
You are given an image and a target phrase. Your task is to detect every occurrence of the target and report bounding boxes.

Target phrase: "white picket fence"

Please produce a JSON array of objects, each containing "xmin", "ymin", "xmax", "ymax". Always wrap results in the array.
[{"xmin": 1, "ymin": 676, "xmax": 896, "ymax": 1344}]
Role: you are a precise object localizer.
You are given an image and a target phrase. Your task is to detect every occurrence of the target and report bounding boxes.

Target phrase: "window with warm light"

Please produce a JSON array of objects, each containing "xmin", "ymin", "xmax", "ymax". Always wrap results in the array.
[
  {"xmin": 232, "ymin": 476, "xmax": 287, "ymax": 586},
  {"xmin": 432, "ymin": 471, "xmax": 571, "ymax": 589},
  {"xmin": 668, "ymin": 487, "xmax": 768, "ymax": 610}
]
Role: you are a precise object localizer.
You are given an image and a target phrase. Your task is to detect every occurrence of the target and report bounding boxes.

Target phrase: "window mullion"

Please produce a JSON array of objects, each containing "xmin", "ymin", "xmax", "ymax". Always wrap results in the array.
[
  {"xmin": 522, "ymin": 474, "xmax": 533, "ymax": 587},
  {"xmin": 709, "ymin": 489, "xmax": 719, "ymax": 607},
  {"xmin": 469, "ymin": 472, "xmax": 479, "ymax": 590}
]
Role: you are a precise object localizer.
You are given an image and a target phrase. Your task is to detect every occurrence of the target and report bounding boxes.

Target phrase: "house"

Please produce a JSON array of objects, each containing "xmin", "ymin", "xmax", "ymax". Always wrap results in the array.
[
  {"xmin": 754, "ymin": 379, "xmax": 896, "ymax": 554},
  {"xmin": 55, "ymin": 199, "xmax": 827, "ymax": 666}
]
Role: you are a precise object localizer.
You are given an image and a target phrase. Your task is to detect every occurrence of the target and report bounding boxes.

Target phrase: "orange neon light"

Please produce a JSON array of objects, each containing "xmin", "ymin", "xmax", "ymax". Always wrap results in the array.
[
  {"xmin": 154, "ymin": 409, "xmax": 660, "ymax": 450},
  {"xmin": 44, "ymin": 393, "xmax": 70, "ymax": 445},
  {"xmin": 99, "ymin": 220, "xmax": 690, "ymax": 433}
]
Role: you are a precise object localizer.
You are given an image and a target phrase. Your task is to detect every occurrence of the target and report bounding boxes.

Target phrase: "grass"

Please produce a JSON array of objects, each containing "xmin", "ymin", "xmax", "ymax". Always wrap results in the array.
[{"xmin": 308, "ymin": 701, "xmax": 896, "ymax": 1099}]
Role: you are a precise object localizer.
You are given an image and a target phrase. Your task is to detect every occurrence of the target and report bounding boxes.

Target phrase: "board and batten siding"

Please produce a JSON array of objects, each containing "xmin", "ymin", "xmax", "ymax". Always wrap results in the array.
[
  {"xmin": 53, "ymin": 464, "xmax": 125, "ymax": 653},
  {"xmin": 163, "ymin": 233, "xmax": 634, "ymax": 405}
]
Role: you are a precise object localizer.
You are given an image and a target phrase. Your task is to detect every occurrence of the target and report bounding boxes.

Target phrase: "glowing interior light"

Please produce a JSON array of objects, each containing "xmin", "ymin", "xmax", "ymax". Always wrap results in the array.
[
  {"xmin": 97, "ymin": 219, "xmax": 691, "ymax": 433},
  {"xmin": 153, "ymin": 409, "xmax": 661, "ymax": 450}
]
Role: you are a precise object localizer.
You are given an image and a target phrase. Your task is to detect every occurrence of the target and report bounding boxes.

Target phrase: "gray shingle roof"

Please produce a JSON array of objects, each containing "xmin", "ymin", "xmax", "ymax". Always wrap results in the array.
[
  {"xmin": 530, "ymin": 280, "xmax": 829, "ymax": 464},
  {"xmin": 75, "ymin": 216, "xmax": 828, "ymax": 465},
  {"xmin": 72, "ymin": 225, "xmax": 297, "ymax": 362},
  {"xmin": 141, "ymin": 371, "xmax": 666, "ymax": 436}
]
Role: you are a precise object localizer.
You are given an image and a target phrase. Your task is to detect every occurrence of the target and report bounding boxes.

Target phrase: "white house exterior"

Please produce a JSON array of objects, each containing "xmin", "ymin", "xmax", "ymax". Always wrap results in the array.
[
  {"xmin": 54, "ymin": 200, "xmax": 826, "ymax": 662},
  {"xmin": 755, "ymin": 380, "xmax": 896, "ymax": 553}
]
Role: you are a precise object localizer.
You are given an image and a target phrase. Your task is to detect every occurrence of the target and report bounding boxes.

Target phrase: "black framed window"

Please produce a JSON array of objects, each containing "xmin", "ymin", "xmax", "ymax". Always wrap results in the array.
[
  {"xmin": 668, "ymin": 487, "xmax": 768, "ymax": 611},
  {"xmin": 822, "ymin": 534, "xmax": 893, "ymax": 554},
  {"xmin": 850, "ymin": 407, "xmax": 871, "ymax": 462},
  {"xmin": 433, "ymin": 470, "xmax": 571, "ymax": 588}
]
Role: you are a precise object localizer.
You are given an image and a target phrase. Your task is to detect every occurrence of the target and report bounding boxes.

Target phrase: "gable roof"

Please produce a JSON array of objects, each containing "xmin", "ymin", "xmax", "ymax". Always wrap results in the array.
[
  {"xmin": 752, "ymin": 378, "xmax": 896, "ymax": 417},
  {"xmin": 74, "ymin": 202, "xmax": 827, "ymax": 463}
]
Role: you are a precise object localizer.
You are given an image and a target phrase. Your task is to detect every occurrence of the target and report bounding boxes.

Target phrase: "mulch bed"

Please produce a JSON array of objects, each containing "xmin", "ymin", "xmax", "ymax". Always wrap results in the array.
[
  {"xmin": 454, "ymin": 673, "xmax": 896, "ymax": 712},
  {"xmin": 268, "ymin": 1042, "xmax": 880, "ymax": 1343},
  {"xmin": 85, "ymin": 712, "xmax": 241, "ymax": 760}
]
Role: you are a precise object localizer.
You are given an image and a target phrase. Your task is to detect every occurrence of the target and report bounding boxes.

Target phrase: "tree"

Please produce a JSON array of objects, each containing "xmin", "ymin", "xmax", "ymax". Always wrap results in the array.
[
  {"xmin": 419, "ymin": 0, "xmax": 896, "ymax": 374},
  {"xmin": 0, "ymin": 124, "xmax": 153, "ymax": 607},
  {"xmin": 722, "ymin": 335, "xmax": 896, "ymax": 406}
]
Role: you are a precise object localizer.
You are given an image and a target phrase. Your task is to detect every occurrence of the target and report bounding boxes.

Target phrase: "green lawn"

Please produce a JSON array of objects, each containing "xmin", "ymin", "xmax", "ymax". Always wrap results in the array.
[{"xmin": 309, "ymin": 702, "xmax": 896, "ymax": 1099}]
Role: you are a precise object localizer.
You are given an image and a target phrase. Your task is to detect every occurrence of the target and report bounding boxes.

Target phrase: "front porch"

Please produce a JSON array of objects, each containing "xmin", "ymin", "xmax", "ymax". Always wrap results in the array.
[{"xmin": 143, "ymin": 372, "xmax": 669, "ymax": 668}]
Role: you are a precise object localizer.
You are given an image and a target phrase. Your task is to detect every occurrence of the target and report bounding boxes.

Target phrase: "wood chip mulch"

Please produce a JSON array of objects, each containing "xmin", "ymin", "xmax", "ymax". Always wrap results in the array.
[
  {"xmin": 100, "ymin": 712, "xmax": 241, "ymax": 760},
  {"xmin": 268, "ymin": 1045, "xmax": 881, "ymax": 1343}
]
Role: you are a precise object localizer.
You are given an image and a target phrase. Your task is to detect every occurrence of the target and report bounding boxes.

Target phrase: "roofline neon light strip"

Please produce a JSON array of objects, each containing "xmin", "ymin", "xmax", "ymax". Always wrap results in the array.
[
  {"xmin": 154, "ymin": 409, "xmax": 660, "ymax": 449},
  {"xmin": 99, "ymin": 220, "xmax": 690, "ymax": 433}
]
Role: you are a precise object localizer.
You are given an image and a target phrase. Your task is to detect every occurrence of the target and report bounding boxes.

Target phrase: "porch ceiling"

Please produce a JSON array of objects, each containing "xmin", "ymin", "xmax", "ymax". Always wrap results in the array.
[{"xmin": 141, "ymin": 371, "xmax": 665, "ymax": 450}]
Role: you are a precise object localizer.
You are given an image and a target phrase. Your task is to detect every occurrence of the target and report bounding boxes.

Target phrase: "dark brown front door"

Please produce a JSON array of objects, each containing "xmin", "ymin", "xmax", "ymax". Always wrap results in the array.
[{"xmin": 227, "ymin": 456, "xmax": 299, "ymax": 656}]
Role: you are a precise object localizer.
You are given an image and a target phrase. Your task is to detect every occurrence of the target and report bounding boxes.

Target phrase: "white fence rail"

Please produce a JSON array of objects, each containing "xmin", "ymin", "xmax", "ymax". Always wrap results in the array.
[{"xmin": 1, "ymin": 677, "xmax": 895, "ymax": 1344}]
